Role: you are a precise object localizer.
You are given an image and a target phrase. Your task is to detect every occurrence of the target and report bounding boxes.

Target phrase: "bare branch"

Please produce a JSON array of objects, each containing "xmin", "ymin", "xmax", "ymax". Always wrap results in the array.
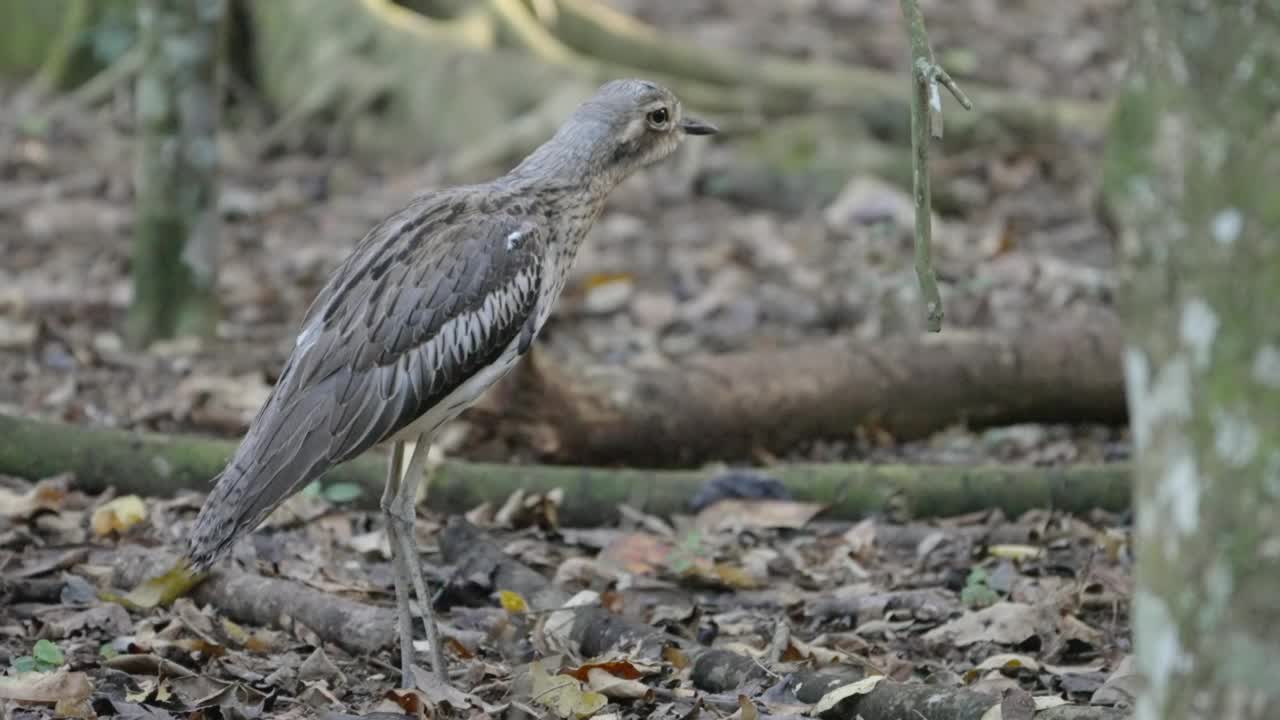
[{"xmin": 897, "ymin": 0, "xmax": 973, "ymax": 332}]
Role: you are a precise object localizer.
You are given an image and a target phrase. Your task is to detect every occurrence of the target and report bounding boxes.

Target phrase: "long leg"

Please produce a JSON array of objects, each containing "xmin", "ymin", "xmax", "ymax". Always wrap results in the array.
[
  {"xmin": 387, "ymin": 433, "xmax": 449, "ymax": 683},
  {"xmin": 381, "ymin": 440, "xmax": 417, "ymax": 688}
]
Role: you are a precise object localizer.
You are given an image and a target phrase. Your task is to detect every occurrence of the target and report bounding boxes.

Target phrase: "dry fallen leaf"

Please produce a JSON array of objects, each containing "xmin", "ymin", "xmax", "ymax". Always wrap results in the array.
[
  {"xmin": 125, "ymin": 677, "xmax": 173, "ymax": 704},
  {"xmin": 560, "ymin": 659, "xmax": 645, "ymax": 683},
  {"xmin": 530, "ymin": 659, "xmax": 608, "ymax": 719},
  {"xmin": 1034, "ymin": 695, "xmax": 1071, "ymax": 709},
  {"xmin": 580, "ymin": 273, "xmax": 635, "ymax": 315},
  {"xmin": 662, "ymin": 646, "xmax": 690, "ymax": 670},
  {"xmin": 782, "ymin": 636, "xmax": 850, "ymax": 665},
  {"xmin": 678, "ymin": 561, "xmax": 762, "ymax": 590},
  {"xmin": 221, "ymin": 618, "xmax": 277, "ymax": 653},
  {"xmin": 1057, "ymin": 613, "xmax": 1104, "ymax": 650},
  {"xmin": 922, "ymin": 602, "xmax": 1047, "ymax": 647},
  {"xmin": 811, "ymin": 675, "xmax": 886, "ymax": 717},
  {"xmin": 0, "ymin": 669, "xmax": 93, "ymax": 704},
  {"xmin": 973, "ymin": 653, "xmax": 1041, "ymax": 674},
  {"xmin": 586, "ymin": 668, "xmax": 652, "ymax": 700},
  {"xmin": 174, "ymin": 372, "xmax": 272, "ymax": 429},
  {"xmin": 543, "ymin": 591, "xmax": 602, "ymax": 655},
  {"xmin": 0, "ymin": 476, "xmax": 68, "ymax": 519},
  {"xmin": 382, "ymin": 687, "xmax": 438, "ymax": 720},
  {"xmin": 412, "ymin": 666, "xmax": 478, "ymax": 708},
  {"xmin": 598, "ymin": 532, "xmax": 674, "ymax": 575},
  {"xmin": 345, "ymin": 529, "xmax": 391, "ymax": 558},
  {"xmin": 1091, "ymin": 655, "xmax": 1142, "ymax": 705},
  {"xmin": 842, "ymin": 518, "xmax": 877, "ymax": 559},
  {"xmin": 0, "ymin": 316, "xmax": 37, "ymax": 350},
  {"xmin": 91, "ymin": 495, "xmax": 148, "ymax": 536},
  {"xmin": 695, "ymin": 498, "xmax": 825, "ymax": 533}
]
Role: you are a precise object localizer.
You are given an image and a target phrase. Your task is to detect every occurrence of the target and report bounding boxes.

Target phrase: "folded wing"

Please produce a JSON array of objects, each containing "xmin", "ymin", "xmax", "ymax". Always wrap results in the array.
[{"xmin": 187, "ymin": 194, "xmax": 545, "ymax": 566}]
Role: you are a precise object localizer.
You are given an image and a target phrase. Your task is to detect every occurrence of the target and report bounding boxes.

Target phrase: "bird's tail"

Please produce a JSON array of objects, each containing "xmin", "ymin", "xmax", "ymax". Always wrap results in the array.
[
  {"xmin": 184, "ymin": 469, "xmax": 238, "ymax": 571},
  {"xmin": 183, "ymin": 401, "xmax": 334, "ymax": 570},
  {"xmin": 183, "ymin": 347, "xmax": 370, "ymax": 569}
]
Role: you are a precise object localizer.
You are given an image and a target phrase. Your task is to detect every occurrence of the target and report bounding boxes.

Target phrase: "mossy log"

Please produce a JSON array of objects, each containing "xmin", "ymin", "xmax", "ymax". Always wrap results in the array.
[{"xmin": 0, "ymin": 413, "xmax": 1131, "ymax": 523}]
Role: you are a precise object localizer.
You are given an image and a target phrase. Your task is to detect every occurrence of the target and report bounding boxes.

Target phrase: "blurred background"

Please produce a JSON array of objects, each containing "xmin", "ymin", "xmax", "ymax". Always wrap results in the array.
[
  {"xmin": 17, "ymin": 2, "xmax": 1276, "ymax": 717},
  {"xmin": 0, "ymin": 0, "xmax": 1130, "ymax": 470}
]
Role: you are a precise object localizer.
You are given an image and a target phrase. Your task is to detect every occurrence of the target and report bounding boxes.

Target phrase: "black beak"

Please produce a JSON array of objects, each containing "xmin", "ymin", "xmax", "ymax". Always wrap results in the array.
[{"xmin": 680, "ymin": 116, "xmax": 719, "ymax": 136}]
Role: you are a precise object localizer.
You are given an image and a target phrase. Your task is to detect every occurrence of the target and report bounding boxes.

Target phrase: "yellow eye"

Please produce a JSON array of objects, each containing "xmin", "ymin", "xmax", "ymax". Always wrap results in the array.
[{"xmin": 647, "ymin": 108, "xmax": 670, "ymax": 128}]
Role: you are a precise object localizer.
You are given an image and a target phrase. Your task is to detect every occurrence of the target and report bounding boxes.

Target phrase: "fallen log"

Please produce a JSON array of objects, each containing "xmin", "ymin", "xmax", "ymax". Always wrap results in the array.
[
  {"xmin": 0, "ymin": 414, "xmax": 1132, "ymax": 524},
  {"xmin": 472, "ymin": 311, "xmax": 1127, "ymax": 466},
  {"xmin": 107, "ymin": 546, "xmax": 397, "ymax": 656}
]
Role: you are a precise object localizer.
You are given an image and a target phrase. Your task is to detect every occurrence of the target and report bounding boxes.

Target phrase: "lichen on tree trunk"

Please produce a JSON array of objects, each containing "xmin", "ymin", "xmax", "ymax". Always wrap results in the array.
[
  {"xmin": 127, "ymin": 0, "xmax": 225, "ymax": 346},
  {"xmin": 1105, "ymin": 1, "xmax": 1280, "ymax": 718}
]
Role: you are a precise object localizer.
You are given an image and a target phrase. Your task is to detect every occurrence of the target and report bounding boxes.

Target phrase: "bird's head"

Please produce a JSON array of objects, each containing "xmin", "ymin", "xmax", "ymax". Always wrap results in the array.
[
  {"xmin": 516, "ymin": 79, "xmax": 718, "ymax": 189},
  {"xmin": 577, "ymin": 78, "xmax": 718, "ymax": 170}
]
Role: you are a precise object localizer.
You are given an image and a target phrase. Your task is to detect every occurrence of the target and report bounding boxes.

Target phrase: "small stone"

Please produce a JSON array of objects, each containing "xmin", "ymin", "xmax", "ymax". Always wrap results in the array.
[
  {"xmin": 757, "ymin": 283, "xmax": 821, "ymax": 327},
  {"xmin": 735, "ymin": 214, "xmax": 796, "ymax": 268},
  {"xmin": 823, "ymin": 176, "xmax": 920, "ymax": 237},
  {"xmin": 659, "ymin": 327, "xmax": 701, "ymax": 356},
  {"xmin": 582, "ymin": 277, "xmax": 634, "ymax": 315},
  {"xmin": 999, "ymin": 687, "xmax": 1037, "ymax": 720},
  {"xmin": 703, "ymin": 297, "xmax": 760, "ymax": 350},
  {"xmin": 630, "ymin": 292, "xmax": 678, "ymax": 329},
  {"xmin": 0, "ymin": 317, "xmax": 37, "ymax": 351},
  {"xmin": 218, "ymin": 184, "xmax": 262, "ymax": 219},
  {"xmin": 982, "ymin": 425, "xmax": 1048, "ymax": 455}
]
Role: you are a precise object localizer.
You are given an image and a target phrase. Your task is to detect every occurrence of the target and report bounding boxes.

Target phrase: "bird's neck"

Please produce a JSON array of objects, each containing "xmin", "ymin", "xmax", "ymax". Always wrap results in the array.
[{"xmin": 505, "ymin": 136, "xmax": 625, "ymax": 205}]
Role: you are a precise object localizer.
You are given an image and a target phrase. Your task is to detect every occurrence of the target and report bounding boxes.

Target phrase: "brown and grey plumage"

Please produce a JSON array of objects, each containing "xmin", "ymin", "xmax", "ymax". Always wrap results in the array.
[{"xmin": 184, "ymin": 79, "xmax": 716, "ymax": 688}]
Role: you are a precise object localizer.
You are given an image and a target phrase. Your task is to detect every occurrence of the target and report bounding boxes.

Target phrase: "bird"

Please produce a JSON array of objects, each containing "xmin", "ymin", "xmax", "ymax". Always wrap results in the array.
[{"xmin": 182, "ymin": 79, "xmax": 717, "ymax": 689}]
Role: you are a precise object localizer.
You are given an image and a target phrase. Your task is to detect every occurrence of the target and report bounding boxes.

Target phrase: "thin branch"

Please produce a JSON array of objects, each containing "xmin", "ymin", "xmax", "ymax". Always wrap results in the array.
[{"xmin": 897, "ymin": 0, "xmax": 973, "ymax": 332}]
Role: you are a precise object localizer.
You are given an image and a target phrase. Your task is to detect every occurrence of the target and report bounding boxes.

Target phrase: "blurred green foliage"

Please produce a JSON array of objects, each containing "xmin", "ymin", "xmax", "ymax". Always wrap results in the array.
[{"xmin": 0, "ymin": 0, "xmax": 135, "ymax": 87}]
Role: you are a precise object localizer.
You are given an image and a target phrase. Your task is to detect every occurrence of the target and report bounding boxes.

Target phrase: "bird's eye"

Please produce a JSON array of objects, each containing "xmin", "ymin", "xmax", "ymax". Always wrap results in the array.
[{"xmin": 647, "ymin": 108, "xmax": 670, "ymax": 128}]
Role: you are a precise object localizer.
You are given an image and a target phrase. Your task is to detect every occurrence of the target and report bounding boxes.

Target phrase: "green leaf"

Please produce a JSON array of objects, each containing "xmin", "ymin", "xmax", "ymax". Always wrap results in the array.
[
  {"xmin": 302, "ymin": 481, "xmax": 322, "ymax": 497},
  {"xmin": 32, "ymin": 640, "xmax": 63, "ymax": 668},
  {"xmin": 322, "ymin": 483, "xmax": 363, "ymax": 503},
  {"xmin": 99, "ymin": 643, "xmax": 119, "ymax": 659},
  {"xmin": 101, "ymin": 558, "xmax": 205, "ymax": 611},
  {"xmin": 961, "ymin": 568, "xmax": 999, "ymax": 609},
  {"xmin": 11, "ymin": 656, "xmax": 36, "ymax": 673}
]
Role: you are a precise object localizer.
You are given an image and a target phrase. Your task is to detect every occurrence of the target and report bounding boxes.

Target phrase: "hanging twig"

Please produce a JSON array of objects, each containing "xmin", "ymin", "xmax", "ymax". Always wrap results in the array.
[{"xmin": 898, "ymin": 0, "xmax": 972, "ymax": 332}]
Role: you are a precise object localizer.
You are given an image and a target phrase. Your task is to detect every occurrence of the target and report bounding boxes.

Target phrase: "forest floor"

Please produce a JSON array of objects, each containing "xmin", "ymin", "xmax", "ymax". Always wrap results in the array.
[{"xmin": 0, "ymin": 0, "xmax": 1136, "ymax": 717}]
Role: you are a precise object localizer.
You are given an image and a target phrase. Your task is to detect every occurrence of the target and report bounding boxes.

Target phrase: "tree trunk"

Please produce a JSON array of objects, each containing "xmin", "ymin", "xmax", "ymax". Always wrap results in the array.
[
  {"xmin": 1106, "ymin": 1, "xmax": 1280, "ymax": 718},
  {"xmin": 127, "ymin": 0, "xmax": 225, "ymax": 346}
]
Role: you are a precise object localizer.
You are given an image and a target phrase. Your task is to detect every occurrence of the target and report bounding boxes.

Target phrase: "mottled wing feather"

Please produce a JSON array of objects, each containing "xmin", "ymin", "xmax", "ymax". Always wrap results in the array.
[{"xmin": 187, "ymin": 191, "xmax": 545, "ymax": 566}]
